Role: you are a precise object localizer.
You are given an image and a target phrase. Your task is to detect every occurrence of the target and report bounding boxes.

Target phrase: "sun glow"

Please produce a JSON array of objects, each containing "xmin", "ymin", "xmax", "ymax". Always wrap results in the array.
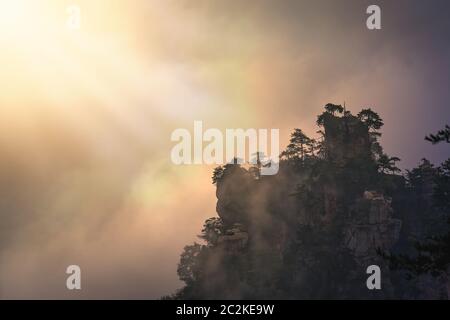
[
  {"xmin": 0, "ymin": 1, "xmax": 202, "ymax": 155},
  {"xmin": 0, "ymin": 1, "xmax": 219, "ymax": 230}
]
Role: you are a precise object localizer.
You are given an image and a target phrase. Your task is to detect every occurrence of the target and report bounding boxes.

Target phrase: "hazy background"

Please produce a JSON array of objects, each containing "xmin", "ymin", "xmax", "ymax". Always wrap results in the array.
[{"xmin": 0, "ymin": 0, "xmax": 449, "ymax": 298}]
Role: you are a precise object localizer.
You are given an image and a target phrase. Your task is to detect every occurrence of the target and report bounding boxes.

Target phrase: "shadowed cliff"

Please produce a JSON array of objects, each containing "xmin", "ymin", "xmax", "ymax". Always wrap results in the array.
[{"xmin": 167, "ymin": 104, "xmax": 449, "ymax": 299}]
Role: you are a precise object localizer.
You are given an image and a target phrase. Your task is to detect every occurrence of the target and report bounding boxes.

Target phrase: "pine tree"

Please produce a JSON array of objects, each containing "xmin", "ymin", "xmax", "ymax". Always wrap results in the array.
[
  {"xmin": 377, "ymin": 154, "xmax": 401, "ymax": 174},
  {"xmin": 280, "ymin": 129, "xmax": 313, "ymax": 163},
  {"xmin": 426, "ymin": 125, "xmax": 450, "ymax": 144},
  {"xmin": 357, "ymin": 108, "xmax": 384, "ymax": 131}
]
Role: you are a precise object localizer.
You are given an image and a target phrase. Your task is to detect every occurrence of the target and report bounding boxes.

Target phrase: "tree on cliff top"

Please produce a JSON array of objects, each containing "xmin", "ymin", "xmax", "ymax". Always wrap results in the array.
[
  {"xmin": 356, "ymin": 108, "xmax": 388, "ymax": 161},
  {"xmin": 377, "ymin": 154, "xmax": 401, "ymax": 174},
  {"xmin": 280, "ymin": 129, "xmax": 315, "ymax": 162},
  {"xmin": 324, "ymin": 103, "xmax": 344, "ymax": 115},
  {"xmin": 357, "ymin": 108, "xmax": 384, "ymax": 131},
  {"xmin": 317, "ymin": 103, "xmax": 344, "ymax": 127}
]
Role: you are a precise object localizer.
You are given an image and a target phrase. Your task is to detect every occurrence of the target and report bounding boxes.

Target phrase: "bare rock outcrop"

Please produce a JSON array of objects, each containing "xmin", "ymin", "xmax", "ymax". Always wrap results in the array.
[
  {"xmin": 344, "ymin": 191, "xmax": 402, "ymax": 263},
  {"xmin": 216, "ymin": 165, "xmax": 253, "ymax": 226}
]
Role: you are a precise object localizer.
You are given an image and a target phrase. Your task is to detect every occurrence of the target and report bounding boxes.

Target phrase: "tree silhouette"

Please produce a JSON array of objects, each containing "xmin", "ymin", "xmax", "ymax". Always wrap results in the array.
[
  {"xmin": 377, "ymin": 154, "xmax": 401, "ymax": 174},
  {"xmin": 317, "ymin": 104, "xmax": 343, "ymax": 126},
  {"xmin": 177, "ymin": 243, "xmax": 204, "ymax": 286},
  {"xmin": 324, "ymin": 103, "xmax": 344, "ymax": 115},
  {"xmin": 356, "ymin": 108, "xmax": 385, "ymax": 160},
  {"xmin": 380, "ymin": 130, "xmax": 450, "ymax": 297},
  {"xmin": 199, "ymin": 217, "xmax": 224, "ymax": 246},
  {"xmin": 280, "ymin": 129, "xmax": 314, "ymax": 162},
  {"xmin": 406, "ymin": 158, "xmax": 436, "ymax": 191},
  {"xmin": 315, "ymin": 130, "xmax": 326, "ymax": 157},
  {"xmin": 248, "ymin": 151, "xmax": 265, "ymax": 179},
  {"xmin": 212, "ymin": 166, "xmax": 225, "ymax": 184},
  {"xmin": 425, "ymin": 125, "xmax": 450, "ymax": 144},
  {"xmin": 316, "ymin": 113, "xmax": 326, "ymax": 127},
  {"xmin": 357, "ymin": 108, "xmax": 384, "ymax": 131}
]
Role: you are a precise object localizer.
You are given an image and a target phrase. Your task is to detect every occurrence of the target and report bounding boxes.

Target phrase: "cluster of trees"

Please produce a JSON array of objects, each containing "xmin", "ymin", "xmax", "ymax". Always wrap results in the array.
[
  {"xmin": 380, "ymin": 125, "xmax": 450, "ymax": 295},
  {"xmin": 280, "ymin": 103, "xmax": 401, "ymax": 176},
  {"xmin": 280, "ymin": 128, "xmax": 317, "ymax": 162}
]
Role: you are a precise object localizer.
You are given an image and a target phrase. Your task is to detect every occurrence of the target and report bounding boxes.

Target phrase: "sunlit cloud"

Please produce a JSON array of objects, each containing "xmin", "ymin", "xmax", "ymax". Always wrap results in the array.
[{"xmin": 0, "ymin": 0, "xmax": 449, "ymax": 298}]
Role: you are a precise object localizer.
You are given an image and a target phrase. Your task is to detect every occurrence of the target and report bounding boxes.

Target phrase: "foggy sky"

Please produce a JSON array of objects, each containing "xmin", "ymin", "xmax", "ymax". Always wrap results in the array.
[{"xmin": 0, "ymin": 0, "xmax": 449, "ymax": 298}]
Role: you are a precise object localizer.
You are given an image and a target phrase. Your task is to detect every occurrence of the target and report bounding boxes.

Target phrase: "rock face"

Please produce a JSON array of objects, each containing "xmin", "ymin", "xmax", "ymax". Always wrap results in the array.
[
  {"xmin": 324, "ymin": 114, "xmax": 372, "ymax": 165},
  {"xmin": 345, "ymin": 191, "xmax": 402, "ymax": 263},
  {"xmin": 216, "ymin": 165, "xmax": 253, "ymax": 226},
  {"xmin": 217, "ymin": 224, "xmax": 248, "ymax": 252}
]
